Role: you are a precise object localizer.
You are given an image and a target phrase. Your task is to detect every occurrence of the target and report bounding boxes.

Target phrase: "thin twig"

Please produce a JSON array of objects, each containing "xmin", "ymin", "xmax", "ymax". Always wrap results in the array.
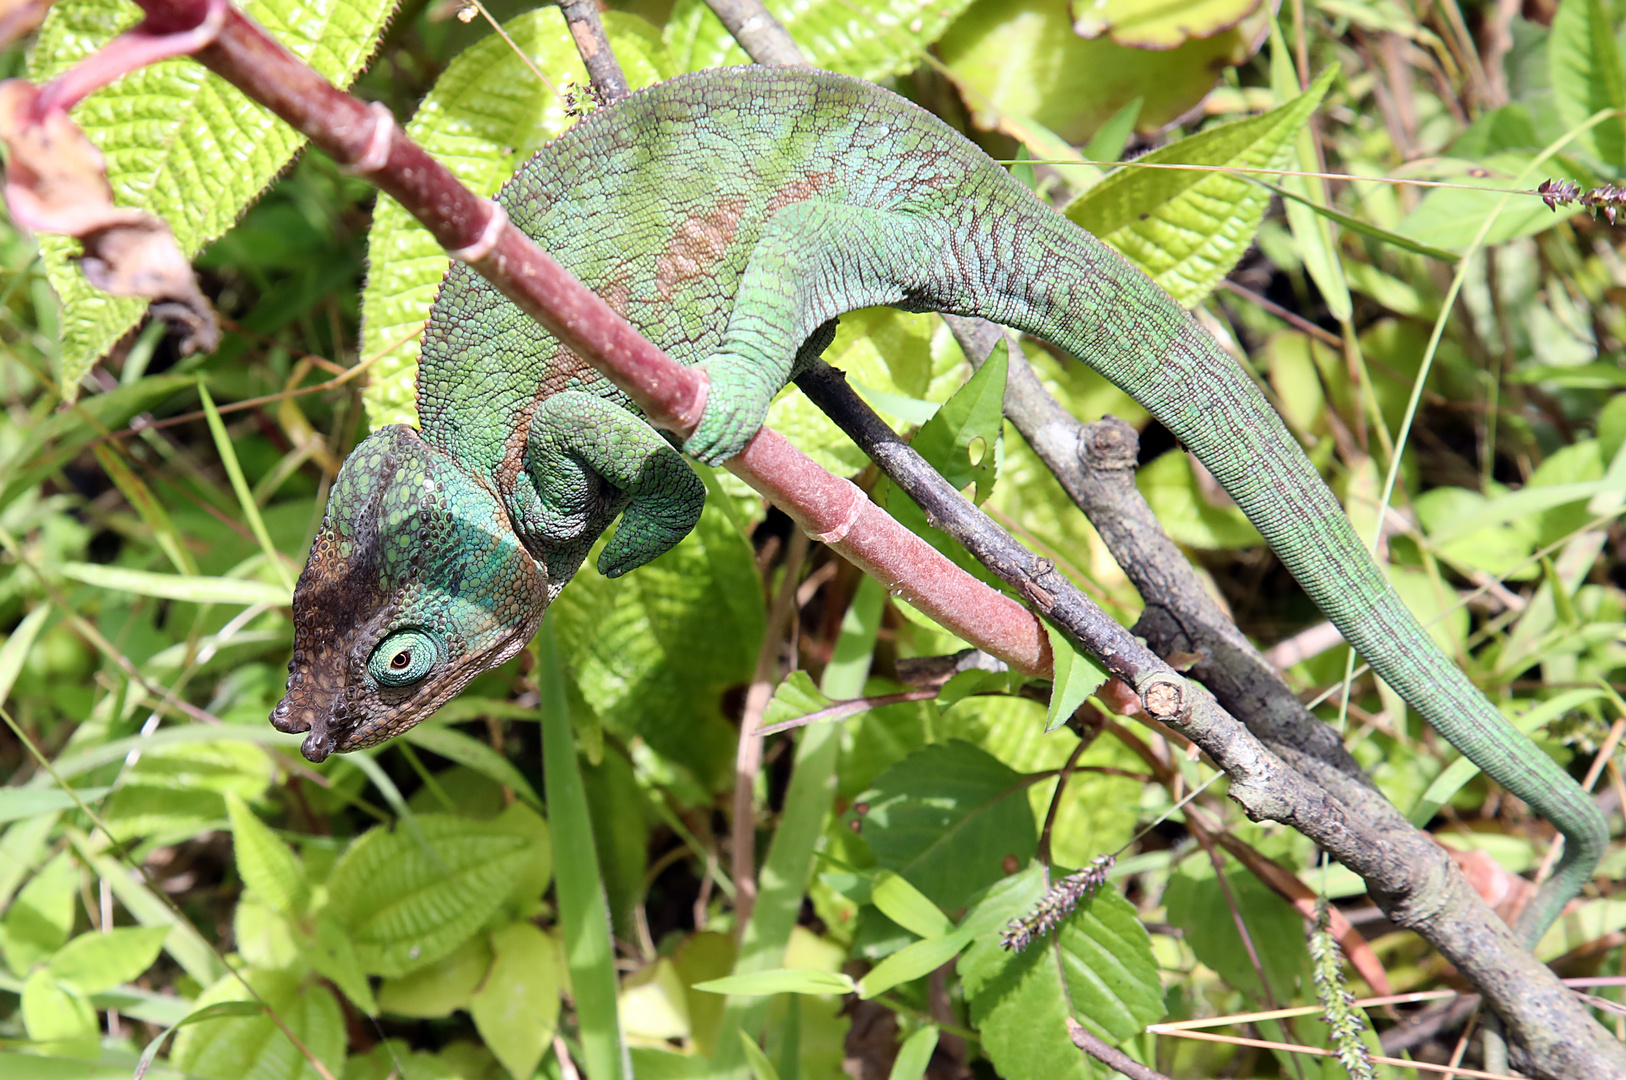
[
  {"xmin": 1066, "ymin": 1019, "xmax": 1172, "ymax": 1080},
  {"xmin": 559, "ymin": 0, "xmax": 629, "ymax": 104},
  {"xmin": 700, "ymin": 0, "xmax": 806, "ymax": 66}
]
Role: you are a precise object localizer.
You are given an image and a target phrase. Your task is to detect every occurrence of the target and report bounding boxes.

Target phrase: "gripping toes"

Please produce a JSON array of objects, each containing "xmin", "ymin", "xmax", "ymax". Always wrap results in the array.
[{"xmin": 683, "ymin": 354, "xmax": 780, "ymax": 466}]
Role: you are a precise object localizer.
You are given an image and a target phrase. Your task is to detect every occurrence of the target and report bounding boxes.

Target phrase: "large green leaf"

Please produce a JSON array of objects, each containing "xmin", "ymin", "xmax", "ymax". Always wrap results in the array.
[
  {"xmin": 940, "ymin": 0, "xmax": 1262, "ymax": 146},
  {"xmin": 846, "ymin": 740, "xmax": 1037, "ymax": 911},
  {"xmin": 1549, "ymin": 0, "xmax": 1626, "ymax": 171},
  {"xmin": 665, "ymin": 0, "xmax": 975, "ymax": 79},
  {"xmin": 171, "ymin": 968, "xmax": 344, "ymax": 1080},
  {"xmin": 551, "ymin": 501, "xmax": 761, "ymax": 792},
  {"xmin": 1070, "ymin": 0, "xmax": 1261, "ymax": 49},
  {"xmin": 28, "ymin": 0, "xmax": 398, "ymax": 395},
  {"xmin": 323, "ymin": 806, "xmax": 542, "ymax": 976},
  {"xmin": 1066, "ymin": 65, "xmax": 1335, "ymax": 306},
  {"xmin": 1395, "ymin": 153, "xmax": 1594, "ymax": 249},
  {"xmin": 225, "ymin": 793, "xmax": 308, "ymax": 920},
  {"xmin": 360, "ymin": 8, "xmax": 670, "ymax": 427},
  {"xmin": 959, "ymin": 866, "xmax": 1163, "ymax": 1080},
  {"xmin": 469, "ymin": 922, "xmax": 563, "ymax": 1080}
]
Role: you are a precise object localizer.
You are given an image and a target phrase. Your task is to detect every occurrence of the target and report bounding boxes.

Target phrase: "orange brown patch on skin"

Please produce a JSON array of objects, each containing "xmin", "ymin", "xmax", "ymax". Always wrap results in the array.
[
  {"xmin": 765, "ymin": 171, "xmax": 838, "ymax": 215},
  {"xmin": 656, "ymin": 196, "xmax": 746, "ymax": 300}
]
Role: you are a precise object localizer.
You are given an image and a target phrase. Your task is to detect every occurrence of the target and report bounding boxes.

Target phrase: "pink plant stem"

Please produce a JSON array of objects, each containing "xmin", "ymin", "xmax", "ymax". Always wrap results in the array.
[{"xmin": 122, "ymin": 0, "xmax": 1054, "ymax": 677}]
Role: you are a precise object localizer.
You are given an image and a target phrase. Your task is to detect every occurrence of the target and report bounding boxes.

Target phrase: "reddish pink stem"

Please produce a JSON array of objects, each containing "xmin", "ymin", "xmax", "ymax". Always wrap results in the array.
[{"xmin": 110, "ymin": 0, "xmax": 1054, "ymax": 676}]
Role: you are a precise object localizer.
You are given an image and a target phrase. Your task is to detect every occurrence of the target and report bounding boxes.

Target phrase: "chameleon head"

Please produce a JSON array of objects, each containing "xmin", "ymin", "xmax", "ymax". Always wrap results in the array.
[{"xmin": 270, "ymin": 425, "xmax": 549, "ymax": 762}]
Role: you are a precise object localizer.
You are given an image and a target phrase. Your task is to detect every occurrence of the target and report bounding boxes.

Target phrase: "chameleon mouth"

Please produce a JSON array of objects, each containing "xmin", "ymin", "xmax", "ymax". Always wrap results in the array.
[{"xmin": 270, "ymin": 659, "xmax": 345, "ymax": 763}]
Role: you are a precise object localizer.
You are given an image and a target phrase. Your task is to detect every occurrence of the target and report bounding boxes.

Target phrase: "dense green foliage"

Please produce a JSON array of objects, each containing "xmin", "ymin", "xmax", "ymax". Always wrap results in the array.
[{"xmin": 1, "ymin": 0, "xmax": 1624, "ymax": 1077}]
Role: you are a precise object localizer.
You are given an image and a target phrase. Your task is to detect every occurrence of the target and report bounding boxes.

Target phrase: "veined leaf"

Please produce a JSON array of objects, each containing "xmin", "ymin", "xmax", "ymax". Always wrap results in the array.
[
  {"xmin": 324, "ymin": 806, "xmax": 541, "ymax": 976},
  {"xmin": 46, "ymin": 926, "xmax": 169, "ymax": 995},
  {"xmin": 847, "ymin": 741, "xmax": 1037, "ymax": 910},
  {"xmin": 360, "ymin": 8, "xmax": 670, "ymax": 427},
  {"xmin": 224, "ymin": 793, "xmax": 308, "ymax": 920},
  {"xmin": 1067, "ymin": 65, "xmax": 1336, "ymax": 306},
  {"xmin": 29, "ymin": 0, "xmax": 399, "ymax": 395},
  {"xmin": 960, "ymin": 866, "xmax": 1163, "ymax": 1078},
  {"xmin": 665, "ymin": 0, "xmax": 975, "ymax": 80},
  {"xmin": 1550, "ymin": 0, "xmax": 1626, "ymax": 170}
]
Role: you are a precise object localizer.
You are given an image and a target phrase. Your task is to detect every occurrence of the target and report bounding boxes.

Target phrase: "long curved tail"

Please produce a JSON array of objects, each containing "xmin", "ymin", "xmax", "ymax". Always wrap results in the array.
[{"xmin": 962, "ymin": 203, "xmax": 1607, "ymax": 942}]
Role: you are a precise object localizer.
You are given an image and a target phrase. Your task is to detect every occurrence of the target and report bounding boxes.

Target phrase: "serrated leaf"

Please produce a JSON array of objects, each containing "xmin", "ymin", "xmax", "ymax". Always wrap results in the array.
[
  {"xmin": 324, "ymin": 807, "xmax": 539, "ymax": 976},
  {"xmin": 961, "ymin": 866, "xmax": 1162, "ymax": 1079},
  {"xmin": 665, "ymin": 0, "xmax": 975, "ymax": 80},
  {"xmin": 1071, "ymin": 0, "xmax": 1261, "ymax": 49},
  {"xmin": 909, "ymin": 339, "xmax": 1005, "ymax": 502},
  {"xmin": 29, "ymin": 0, "xmax": 399, "ymax": 394},
  {"xmin": 760, "ymin": 671, "xmax": 838, "ymax": 734},
  {"xmin": 172, "ymin": 968, "xmax": 344, "ymax": 1080},
  {"xmin": 871, "ymin": 871, "xmax": 954, "ymax": 939},
  {"xmin": 1043, "ymin": 624, "xmax": 1108, "ymax": 734},
  {"xmin": 1550, "ymin": 0, "xmax": 1626, "ymax": 170},
  {"xmin": 310, "ymin": 913, "xmax": 378, "ymax": 1016},
  {"xmin": 46, "ymin": 926, "xmax": 169, "ymax": 995},
  {"xmin": 1066, "ymin": 65, "xmax": 1335, "ymax": 306},
  {"xmin": 360, "ymin": 7, "xmax": 669, "ymax": 427},
  {"xmin": 552, "ymin": 501, "xmax": 760, "ymax": 791},
  {"xmin": 469, "ymin": 922, "xmax": 562, "ymax": 1080},
  {"xmin": 693, "ymin": 968, "xmax": 856, "ymax": 997},
  {"xmin": 848, "ymin": 741, "xmax": 1036, "ymax": 910},
  {"xmin": 225, "ymin": 793, "xmax": 308, "ymax": 919}
]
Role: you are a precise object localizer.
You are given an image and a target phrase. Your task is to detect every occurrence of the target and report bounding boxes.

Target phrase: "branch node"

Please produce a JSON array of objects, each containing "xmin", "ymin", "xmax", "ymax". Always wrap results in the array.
[
  {"xmin": 1137, "ymin": 671, "xmax": 1189, "ymax": 721},
  {"xmin": 449, "ymin": 199, "xmax": 507, "ymax": 263},
  {"xmin": 342, "ymin": 100, "xmax": 395, "ymax": 176}
]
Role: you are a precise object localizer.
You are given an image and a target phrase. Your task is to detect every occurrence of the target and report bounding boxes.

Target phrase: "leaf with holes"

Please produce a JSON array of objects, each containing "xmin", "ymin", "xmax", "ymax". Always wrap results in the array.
[
  {"xmin": 28, "ymin": 0, "xmax": 398, "ymax": 396},
  {"xmin": 846, "ymin": 741, "xmax": 1036, "ymax": 911}
]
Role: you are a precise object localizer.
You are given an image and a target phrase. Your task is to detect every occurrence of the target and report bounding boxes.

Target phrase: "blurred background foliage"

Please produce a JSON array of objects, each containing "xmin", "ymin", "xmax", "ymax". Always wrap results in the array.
[{"xmin": 0, "ymin": 0, "xmax": 1624, "ymax": 1077}]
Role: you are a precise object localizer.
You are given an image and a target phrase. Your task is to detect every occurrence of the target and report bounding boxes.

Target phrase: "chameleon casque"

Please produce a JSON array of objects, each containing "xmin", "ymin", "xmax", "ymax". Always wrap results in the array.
[{"xmin": 271, "ymin": 66, "xmax": 1606, "ymax": 938}]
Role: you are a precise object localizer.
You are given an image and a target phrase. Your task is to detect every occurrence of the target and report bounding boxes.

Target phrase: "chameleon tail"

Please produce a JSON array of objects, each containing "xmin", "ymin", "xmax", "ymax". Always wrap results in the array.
[{"xmin": 972, "ymin": 205, "xmax": 1607, "ymax": 944}]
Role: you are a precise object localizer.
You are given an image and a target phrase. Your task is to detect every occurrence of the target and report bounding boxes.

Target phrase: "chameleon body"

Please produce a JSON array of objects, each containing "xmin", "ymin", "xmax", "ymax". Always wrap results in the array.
[{"xmin": 272, "ymin": 66, "xmax": 1605, "ymax": 938}]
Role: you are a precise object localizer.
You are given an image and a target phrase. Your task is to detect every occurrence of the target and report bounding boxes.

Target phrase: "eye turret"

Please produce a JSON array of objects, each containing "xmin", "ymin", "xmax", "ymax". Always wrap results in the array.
[{"xmin": 368, "ymin": 629, "xmax": 440, "ymax": 687}]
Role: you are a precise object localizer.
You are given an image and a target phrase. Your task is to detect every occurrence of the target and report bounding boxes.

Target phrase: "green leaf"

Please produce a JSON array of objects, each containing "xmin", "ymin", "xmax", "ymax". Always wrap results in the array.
[
  {"xmin": 69, "ymin": 835, "xmax": 226, "ymax": 987},
  {"xmin": 1164, "ymin": 863, "xmax": 1305, "ymax": 1002},
  {"xmin": 1395, "ymin": 153, "xmax": 1594, "ymax": 249},
  {"xmin": 402, "ymin": 725, "xmax": 542, "ymax": 812},
  {"xmin": 310, "ymin": 913, "xmax": 379, "ymax": 1017},
  {"xmin": 470, "ymin": 922, "xmax": 563, "ymax": 1080},
  {"xmin": 1550, "ymin": 0, "xmax": 1626, "ymax": 170},
  {"xmin": 694, "ymin": 969, "xmax": 857, "ymax": 997},
  {"xmin": 665, "ymin": 0, "xmax": 974, "ymax": 80},
  {"xmin": 1071, "ymin": 0, "xmax": 1261, "ymax": 49},
  {"xmin": 375, "ymin": 932, "xmax": 492, "ymax": 1019},
  {"xmin": 961, "ymin": 866, "xmax": 1163, "ymax": 1078},
  {"xmin": 1268, "ymin": 30, "xmax": 1351, "ymax": 321},
  {"xmin": 172, "ymin": 968, "xmax": 344, "ymax": 1080},
  {"xmin": 54, "ymin": 562, "xmax": 291, "ymax": 607},
  {"xmin": 856, "ymin": 932, "xmax": 972, "ymax": 998},
  {"xmin": 871, "ymin": 872, "xmax": 954, "ymax": 939},
  {"xmin": 0, "ymin": 607, "xmax": 51, "ymax": 709},
  {"xmin": 0, "ymin": 787, "xmax": 109, "ymax": 826},
  {"xmin": 940, "ymin": 0, "xmax": 1261, "ymax": 146},
  {"xmin": 20, "ymin": 970, "xmax": 98, "ymax": 1056},
  {"xmin": 760, "ymin": 671, "xmax": 838, "ymax": 735},
  {"xmin": 738, "ymin": 1031, "xmax": 784, "ymax": 1080},
  {"xmin": 46, "ymin": 926, "xmax": 169, "ymax": 995},
  {"xmin": 102, "ymin": 740, "xmax": 274, "ymax": 842},
  {"xmin": 890, "ymin": 1026, "xmax": 940, "ymax": 1080},
  {"xmin": 199, "ymin": 385, "xmax": 295, "ymax": 593},
  {"xmin": 1136, "ymin": 449, "xmax": 1262, "ymax": 548},
  {"xmin": 324, "ymin": 806, "xmax": 540, "ymax": 976},
  {"xmin": 1043, "ymin": 624, "xmax": 1108, "ymax": 734},
  {"xmin": 909, "ymin": 340, "xmax": 1005, "ymax": 502},
  {"xmin": 3, "ymin": 854, "xmax": 78, "ymax": 976},
  {"xmin": 360, "ymin": 7, "xmax": 670, "ymax": 427},
  {"xmin": 28, "ymin": 0, "xmax": 399, "ymax": 394},
  {"xmin": 224, "ymin": 793, "xmax": 308, "ymax": 920},
  {"xmin": 848, "ymin": 741, "xmax": 1036, "ymax": 910},
  {"xmin": 134, "ymin": 1001, "xmax": 267, "ymax": 1080},
  {"xmin": 1067, "ymin": 65, "xmax": 1335, "ymax": 306}
]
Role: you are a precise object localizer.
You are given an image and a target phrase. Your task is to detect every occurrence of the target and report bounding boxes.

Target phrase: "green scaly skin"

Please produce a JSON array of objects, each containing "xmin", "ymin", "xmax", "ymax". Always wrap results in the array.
[{"xmin": 271, "ymin": 66, "xmax": 1605, "ymax": 942}]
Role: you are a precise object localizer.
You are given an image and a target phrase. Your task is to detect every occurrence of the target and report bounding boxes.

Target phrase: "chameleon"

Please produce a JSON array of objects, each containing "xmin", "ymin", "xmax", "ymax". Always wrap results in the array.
[{"xmin": 270, "ymin": 65, "xmax": 1606, "ymax": 940}]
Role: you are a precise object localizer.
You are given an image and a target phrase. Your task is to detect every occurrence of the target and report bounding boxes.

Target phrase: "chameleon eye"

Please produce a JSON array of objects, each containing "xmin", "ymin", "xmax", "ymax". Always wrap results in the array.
[{"xmin": 368, "ymin": 629, "xmax": 440, "ymax": 688}]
